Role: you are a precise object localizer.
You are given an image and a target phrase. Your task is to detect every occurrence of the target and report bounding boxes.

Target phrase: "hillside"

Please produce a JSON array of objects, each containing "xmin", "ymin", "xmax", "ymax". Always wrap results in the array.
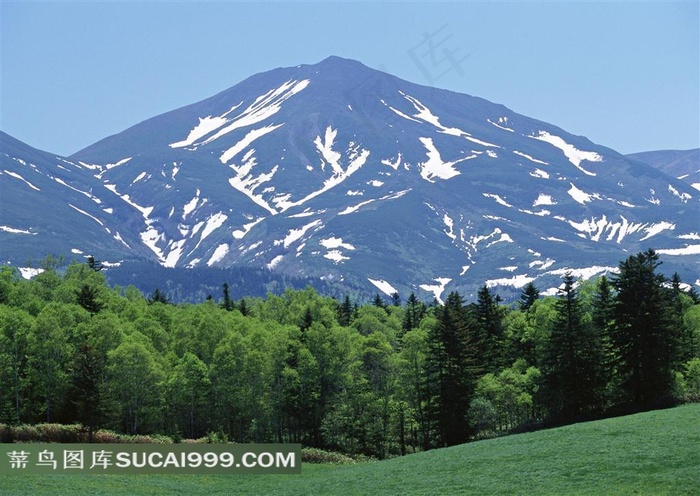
[
  {"xmin": 627, "ymin": 148, "xmax": 700, "ymax": 191},
  {"xmin": 2, "ymin": 404, "xmax": 698, "ymax": 495}
]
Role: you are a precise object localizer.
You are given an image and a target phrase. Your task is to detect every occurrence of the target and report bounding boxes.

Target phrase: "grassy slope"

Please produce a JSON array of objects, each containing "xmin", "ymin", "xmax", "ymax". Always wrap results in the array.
[{"xmin": 2, "ymin": 404, "xmax": 698, "ymax": 495}]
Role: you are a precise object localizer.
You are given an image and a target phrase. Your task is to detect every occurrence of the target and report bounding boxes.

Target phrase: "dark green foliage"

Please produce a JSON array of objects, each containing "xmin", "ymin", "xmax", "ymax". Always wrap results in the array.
[
  {"xmin": 76, "ymin": 284, "xmax": 104, "ymax": 314},
  {"xmin": 373, "ymin": 293, "xmax": 386, "ymax": 309},
  {"xmin": 401, "ymin": 292, "xmax": 425, "ymax": 337},
  {"xmin": 611, "ymin": 249, "xmax": 676, "ymax": 408},
  {"xmin": 540, "ymin": 273, "xmax": 604, "ymax": 421},
  {"xmin": 221, "ymin": 282, "xmax": 234, "ymax": 311},
  {"xmin": 519, "ymin": 282, "xmax": 540, "ymax": 312},
  {"xmin": 337, "ymin": 295, "xmax": 354, "ymax": 326},
  {"xmin": 148, "ymin": 288, "xmax": 169, "ymax": 305},
  {"xmin": 425, "ymin": 292, "xmax": 480, "ymax": 447},
  {"xmin": 86, "ymin": 255, "xmax": 104, "ymax": 272},
  {"xmin": 475, "ymin": 285, "xmax": 505, "ymax": 373}
]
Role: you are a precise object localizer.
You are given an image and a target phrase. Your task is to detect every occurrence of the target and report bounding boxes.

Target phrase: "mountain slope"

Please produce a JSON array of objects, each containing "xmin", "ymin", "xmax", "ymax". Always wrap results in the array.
[
  {"xmin": 3, "ymin": 57, "xmax": 698, "ymax": 300},
  {"xmin": 627, "ymin": 148, "xmax": 700, "ymax": 192},
  {"xmin": 0, "ymin": 131, "xmax": 153, "ymax": 267}
]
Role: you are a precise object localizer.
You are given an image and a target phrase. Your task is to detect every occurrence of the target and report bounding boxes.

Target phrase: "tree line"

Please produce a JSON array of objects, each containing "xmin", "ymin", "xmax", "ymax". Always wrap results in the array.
[{"xmin": 0, "ymin": 249, "xmax": 698, "ymax": 457}]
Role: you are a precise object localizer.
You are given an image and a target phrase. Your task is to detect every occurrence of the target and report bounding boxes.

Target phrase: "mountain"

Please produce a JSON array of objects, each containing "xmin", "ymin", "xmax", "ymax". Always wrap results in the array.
[
  {"xmin": 3, "ymin": 57, "xmax": 699, "ymax": 301},
  {"xmin": 626, "ymin": 148, "xmax": 700, "ymax": 192},
  {"xmin": 0, "ymin": 131, "xmax": 154, "ymax": 268}
]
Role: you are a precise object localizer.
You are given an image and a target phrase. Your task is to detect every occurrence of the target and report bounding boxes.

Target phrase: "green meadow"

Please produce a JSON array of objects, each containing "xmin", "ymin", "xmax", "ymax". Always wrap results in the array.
[{"xmin": 2, "ymin": 404, "xmax": 698, "ymax": 495}]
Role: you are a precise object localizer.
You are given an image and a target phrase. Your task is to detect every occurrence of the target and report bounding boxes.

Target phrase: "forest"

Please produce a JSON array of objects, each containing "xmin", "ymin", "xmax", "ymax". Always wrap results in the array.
[{"xmin": 1, "ymin": 249, "xmax": 699, "ymax": 458}]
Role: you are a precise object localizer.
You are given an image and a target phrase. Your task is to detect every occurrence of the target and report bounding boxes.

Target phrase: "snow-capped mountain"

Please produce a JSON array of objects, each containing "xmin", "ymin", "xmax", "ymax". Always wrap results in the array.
[{"xmin": 3, "ymin": 57, "xmax": 698, "ymax": 300}]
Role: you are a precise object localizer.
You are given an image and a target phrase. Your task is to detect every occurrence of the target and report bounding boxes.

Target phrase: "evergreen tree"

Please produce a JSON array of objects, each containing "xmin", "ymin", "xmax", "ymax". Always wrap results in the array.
[
  {"xmin": 76, "ymin": 284, "xmax": 104, "ymax": 315},
  {"xmin": 300, "ymin": 306, "xmax": 313, "ymax": 333},
  {"xmin": 238, "ymin": 298, "xmax": 249, "ymax": 316},
  {"xmin": 591, "ymin": 275, "xmax": 616, "ymax": 410},
  {"xmin": 519, "ymin": 282, "xmax": 540, "ymax": 312},
  {"xmin": 391, "ymin": 292, "xmax": 401, "ymax": 307},
  {"xmin": 541, "ymin": 273, "xmax": 603, "ymax": 421},
  {"xmin": 373, "ymin": 294, "xmax": 386, "ymax": 309},
  {"xmin": 611, "ymin": 249, "xmax": 675, "ymax": 408},
  {"xmin": 401, "ymin": 292, "xmax": 425, "ymax": 337},
  {"xmin": 221, "ymin": 283, "xmax": 234, "ymax": 311},
  {"xmin": 148, "ymin": 288, "xmax": 169, "ymax": 305},
  {"xmin": 337, "ymin": 295, "xmax": 354, "ymax": 327},
  {"xmin": 86, "ymin": 256, "xmax": 104, "ymax": 272},
  {"xmin": 425, "ymin": 291, "xmax": 479, "ymax": 447},
  {"xmin": 475, "ymin": 284, "xmax": 505, "ymax": 373}
]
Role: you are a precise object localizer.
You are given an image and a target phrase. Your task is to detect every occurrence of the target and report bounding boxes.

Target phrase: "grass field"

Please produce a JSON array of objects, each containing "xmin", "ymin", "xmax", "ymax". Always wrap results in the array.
[{"xmin": 1, "ymin": 404, "xmax": 698, "ymax": 495}]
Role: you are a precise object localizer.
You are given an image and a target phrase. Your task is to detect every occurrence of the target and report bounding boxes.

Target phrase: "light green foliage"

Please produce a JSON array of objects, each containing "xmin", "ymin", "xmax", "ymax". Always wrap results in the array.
[
  {"xmin": 470, "ymin": 359, "xmax": 540, "ymax": 434},
  {"xmin": 107, "ymin": 336, "xmax": 165, "ymax": 434}
]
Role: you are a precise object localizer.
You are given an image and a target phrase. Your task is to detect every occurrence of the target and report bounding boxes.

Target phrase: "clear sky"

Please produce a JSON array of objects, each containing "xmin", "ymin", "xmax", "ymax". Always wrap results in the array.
[{"xmin": 2, "ymin": 1, "xmax": 698, "ymax": 157}]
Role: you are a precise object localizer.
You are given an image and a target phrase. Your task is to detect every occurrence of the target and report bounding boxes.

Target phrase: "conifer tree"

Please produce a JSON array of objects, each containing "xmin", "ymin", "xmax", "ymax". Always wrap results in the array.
[
  {"xmin": 221, "ymin": 283, "xmax": 234, "ymax": 311},
  {"xmin": 519, "ymin": 282, "xmax": 540, "ymax": 312},
  {"xmin": 475, "ymin": 284, "xmax": 505, "ymax": 373},
  {"xmin": 337, "ymin": 295, "xmax": 353, "ymax": 327},
  {"xmin": 611, "ymin": 249, "xmax": 675, "ymax": 408},
  {"xmin": 425, "ymin": 291, "xmax": 479, "ymax": 447},
  {"xmin": 591, "ymin": 275, "xmax": 616, "ymax": 409},
  {"xmin": 541, "ymin": 273, "xmax": 603, "ymax": 421},
  {"xmin": 401, "ymin": 292, "xmax": 425, "ymax": 337}
]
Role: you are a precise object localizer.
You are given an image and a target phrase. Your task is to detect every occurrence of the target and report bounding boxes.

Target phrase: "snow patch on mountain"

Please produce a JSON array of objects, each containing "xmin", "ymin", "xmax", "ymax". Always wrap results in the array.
[
  {"xmin": 668, "ymin": 184, "xmax": 692, "ymax": 203},
  {"xmin": 4, "ymin": 170, "xmax": 41, "ymax": 191},
  {"xmin": 369, "ymin": 278, "xmax": 398, "ymax": 296},
  {"xmin": 419, "ymin": 277, "xmax": 451, "ymax": 304},
  {"xmin": 546, "ymin": 266, "xmax": 618, "ymax": 280},
  {"xmin": 320, "ymin": 236, "xmax": 355, "ymax": 264},
  {"xmin": 104, "ymin": 183, "xmax": 153, "ymax": 219},
  {"xmin": 233, "ymin": 217, "xmax": 264, "ymax": 239},
  {"xmin": 530, "ymin": 131, "xmax": 601, "ymax": 175},
  {"xmin": 339, "ymin": 189, "xmax": 410, "ymax": 215},
  {"xmin": 220, "ymin": 124, "xmax": 283, "ymax": 164},
  {"xmin": 381, "ymin": 154, "xmax": 402, "ymax": 170},
  {"xmin": 1, "ymin": 225, "xmax": 35, "ymax": 235},
  {"xmin": 200, "ymin": 212, "xmax": 228, "ymax": 241},
  {"xmin": 280, "ymin": 220, "xmax": 323, "ymax": 248},
  {"xmin": 183, "ymin": 189, "xmax": 201, "ymax": 219},
  {"xmin": 68, "ymin": 204, "xmax": 104, "ymax": 226},
  {"xmin": 19, "ymin": 267, "xmax": 44, "ymax": 279},
  {"xmin": 399, "ymin": 92, "xmax": 499, "ymax": 147},
  {"xmin": 568, "ymin": 183, "xmax": 600, "ymax": 204},
  {"xmin": 563, "ymin": 215, "xmax": 675, "ymax": 244},
  {"xmin": 417, "ymin": 137, "xmax": 475, "ymax": 182},
  {"xmin": 320, "ymin": 237, "xmax": 355, "ymax": 251},
  {"xmin": 533, "ymin": 194, "xmax": 556, "ymax": 206},
  {"xmin": 640, "ymin": 221, "xmax": 675, "ymax": 241},
  {"xmin": 488, "ymin": 118, "xmax": 514, "ymax": 132},
  {"xmin": 171, "ymin": 79, "xmax": 309, "ymax": 149},
  {"xmin": 657, "ymin": 245, "xmax": 700, "ymax": 255},
  {"xmin": 170, "ymin": 110, "xmax": 237, "ymax": 149},
  {"xmin": 483, "ymin": 193, "xmax": 513, "ymax": 208},
  {"xmin": 207, "ymin": 243, "xmax": 230, "ymax": 266},
  {"xmin": 529, "ymin": 168, "xmax": 550, "ymax": 179},
  {"xmin": 486, "ymin": 274, "xmax": 534, "ymax": 289}
]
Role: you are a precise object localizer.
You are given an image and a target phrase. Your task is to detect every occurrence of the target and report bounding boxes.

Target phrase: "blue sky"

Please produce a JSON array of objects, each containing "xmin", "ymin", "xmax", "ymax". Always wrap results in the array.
[{"xmin": 2, "ymin": 1, "xmax": 698, "ymax": 156}]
